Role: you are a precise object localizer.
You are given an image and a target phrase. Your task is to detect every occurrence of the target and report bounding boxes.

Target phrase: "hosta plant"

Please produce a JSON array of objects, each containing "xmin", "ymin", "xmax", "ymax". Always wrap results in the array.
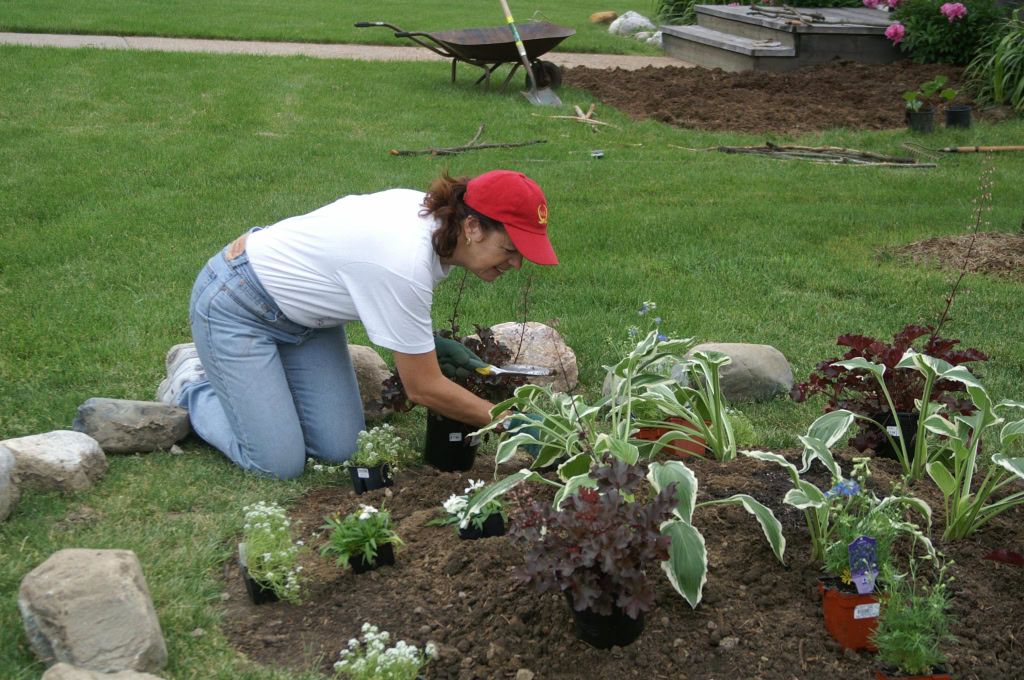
[
  {"xmin": 333, "ymin": 622, "xmax": 438, "ymax": 680},
  {"xmin": 319, "ymin": 504, "xmax": 404, "ymax": 569},
  {"xmin": 240, "ymin": 501, "xmax": 307, "ymax": 604}
]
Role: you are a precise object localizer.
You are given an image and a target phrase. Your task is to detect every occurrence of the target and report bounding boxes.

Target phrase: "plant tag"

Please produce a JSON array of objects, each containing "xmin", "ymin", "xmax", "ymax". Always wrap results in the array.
[
  {"xmin": 449, "ymin": 432, "xmax": 463, "ymax": 442},
  {"xmin": 357, "ymin": 467, "xmax": 370, "ymax": 479},
  {"xmin": 849, "ymin": 535, "xmax": 878, "ymax": 594},
  {"xmin": 854, "ymin": 603, "xmax": 880, "ymax": 620},
  {"xmin": 886, "ymin": 425, "xmax": 900, "ymax": 437}
]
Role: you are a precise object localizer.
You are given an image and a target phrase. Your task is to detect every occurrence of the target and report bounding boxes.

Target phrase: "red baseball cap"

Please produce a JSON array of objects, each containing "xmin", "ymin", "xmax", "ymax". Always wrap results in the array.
[{"xmin": 464, "ymin": 170, "xmax": 558, "ymax": 265}]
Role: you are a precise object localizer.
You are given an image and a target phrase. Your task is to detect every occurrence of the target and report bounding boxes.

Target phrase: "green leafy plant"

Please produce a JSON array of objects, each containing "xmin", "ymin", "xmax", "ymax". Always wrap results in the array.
[
  {"xmin": 966, "ymin": 8, "xmax": 1024, "ymax": 112},
  {"xmin": 344, "ymin": 424, "xmax": 418, "ymax": 474},
  {"xmin": 872, "ymin": 554, "xmax": 957, "ymax": 677},
  {"xmin": 333, "ymin": 622, "xmax": 438, "ymax": 680},
  {"xmin": 892, "ymin": 0, "xmax": 1005, "ymax": 66},
  {"xmin": 904, "ymin": 75, "xmax": 958, "ymax": 111},
  {"xmin": 427, "ymin": 478, "xmax": 507, "ymax": 533},
  {"xmin": 319, "ymin": 504, "xmax": 403, "ymax": 569},
  {"xmin": 240, "ymin": 501, "xmax": 307, "ymax": 604}
]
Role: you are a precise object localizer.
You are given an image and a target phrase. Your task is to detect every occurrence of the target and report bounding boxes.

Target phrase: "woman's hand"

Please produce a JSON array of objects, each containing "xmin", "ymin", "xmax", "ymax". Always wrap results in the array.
[{"xmin": 434, "ymin": 337, "xmax": 487, "ymax": 379}]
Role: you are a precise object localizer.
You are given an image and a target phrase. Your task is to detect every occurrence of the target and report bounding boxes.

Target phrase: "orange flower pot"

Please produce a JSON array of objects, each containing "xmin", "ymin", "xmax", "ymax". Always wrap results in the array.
[
  {"xmin": 818, "ymin": 577, "xmax": 880, "ymax": 651},
  {"xmin": 633, "ymin": 417, "xmax": 709, "ymax": 458},
  {"xmin": 875, "ymin": 666, "xmax": 951, "ymax": 680}
]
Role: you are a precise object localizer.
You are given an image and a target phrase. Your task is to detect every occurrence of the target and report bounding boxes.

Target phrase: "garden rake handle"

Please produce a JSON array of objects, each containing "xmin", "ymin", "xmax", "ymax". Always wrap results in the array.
[
  {"xmin": 940, "ymin": 145, "xmax": 1024, "ymax": 152},
  {"xmin": 497, "ymin": 0, "xmax": 540, "ymax": 92}
]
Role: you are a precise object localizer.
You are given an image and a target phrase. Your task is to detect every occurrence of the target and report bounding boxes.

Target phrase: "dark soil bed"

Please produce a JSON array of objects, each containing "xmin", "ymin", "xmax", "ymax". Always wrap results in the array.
[
  {"xmin": 221, "ymin": 447, "xmax": 1024, "ymax": 680},
  {"xmin": 563, "ymin": 60, "xmax": 991, "ymax": 135}
]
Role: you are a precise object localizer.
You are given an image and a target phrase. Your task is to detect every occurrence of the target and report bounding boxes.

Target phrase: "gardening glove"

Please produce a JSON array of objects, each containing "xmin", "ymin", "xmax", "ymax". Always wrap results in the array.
[
  {"xmin": 435, "ymin": 337, "xmax": 487, "ymax": 380},
  {"xmin": 502, "ymin": 412, "xmax": 544, "ymax": 459}
]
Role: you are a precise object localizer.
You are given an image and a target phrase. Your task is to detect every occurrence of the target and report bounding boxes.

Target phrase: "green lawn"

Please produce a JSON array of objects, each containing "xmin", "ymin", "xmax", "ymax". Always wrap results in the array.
[
  {"xmin": 0, "ymin": 0, "xmax": 664, "ymax": 54},
  {"xmin": 2, "ymin": 44, "xmax": 1024, "ymax": 679}
]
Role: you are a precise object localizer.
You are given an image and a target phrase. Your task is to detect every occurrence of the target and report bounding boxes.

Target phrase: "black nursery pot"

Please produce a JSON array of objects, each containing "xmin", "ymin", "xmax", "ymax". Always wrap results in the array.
[
  {"xmin": 348, "ymin": 463, "xmax": 393, "ymax": 495},
  {"xmin": 565, "ymin": 592, "xmax": 646, "ymax": 649},
  {"xmin": 458, "ymin": 512, "xmax": 506, "ymax": 540},
  {"xmin": 906, "ymin": 108, "xmax": 935, "ymax": 133},
  {"xmin": 350, "ymin": 542, "xmax": 396, "ymax": 575},
  {"xmin": 872, "ymin": 411, "xmax": 919, "ymax": 460},
  {"xmin": 424, "ymin": 411, "xmax": 479, "ymax": 472},
  {"xmin": 238, "ymin": 544, "xmax": 279, "ymax": 605},
  {"xmin": 945, "ymin": 105, "xmax": 971, "ymax": 129}
]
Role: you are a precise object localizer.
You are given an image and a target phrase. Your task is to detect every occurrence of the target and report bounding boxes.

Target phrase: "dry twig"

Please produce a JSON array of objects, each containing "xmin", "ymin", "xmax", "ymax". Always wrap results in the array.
[
  {"xmin": 390, "ymin": 123, "xmax": 546, "ymax": 156},
  {"xmin": 532, "ymin": 103, "xmax": 618, "ymax": 132}
]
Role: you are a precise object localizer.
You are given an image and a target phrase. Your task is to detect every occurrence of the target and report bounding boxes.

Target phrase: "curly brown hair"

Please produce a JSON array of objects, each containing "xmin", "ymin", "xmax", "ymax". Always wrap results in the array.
[{"xmin": 421, "ymin": 169, "xmax": 504, "ymax": 258}]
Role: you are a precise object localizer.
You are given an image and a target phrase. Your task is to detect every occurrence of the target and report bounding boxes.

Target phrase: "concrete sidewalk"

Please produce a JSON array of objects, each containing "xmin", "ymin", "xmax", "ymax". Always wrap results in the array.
[{"xmin": 0, "ymin": 32, "xmax": 690, "ymax": 70}]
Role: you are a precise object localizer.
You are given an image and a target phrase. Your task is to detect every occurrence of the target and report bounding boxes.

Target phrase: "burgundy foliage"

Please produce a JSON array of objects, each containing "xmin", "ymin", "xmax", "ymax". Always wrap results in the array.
[
  {"xmin": 507, "ymin": 457, "xmax": 677, "ymax": 619},
  {"xmin": 790, "ymin": 324, "xmax": 987, "ymax": 452}
]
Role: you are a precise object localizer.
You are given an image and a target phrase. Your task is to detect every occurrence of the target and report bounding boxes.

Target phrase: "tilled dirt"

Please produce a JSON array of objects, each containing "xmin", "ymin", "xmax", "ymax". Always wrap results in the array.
[{"xmin": 221, "ymin": 447, "xmax": 1023, "ymax": 680}]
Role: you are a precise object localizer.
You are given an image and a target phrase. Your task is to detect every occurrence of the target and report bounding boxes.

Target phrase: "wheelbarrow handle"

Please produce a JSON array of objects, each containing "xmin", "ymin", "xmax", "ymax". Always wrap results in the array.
[{"xmin": 353, "ymin": 21, "xmax": 407, "ymax": 33}]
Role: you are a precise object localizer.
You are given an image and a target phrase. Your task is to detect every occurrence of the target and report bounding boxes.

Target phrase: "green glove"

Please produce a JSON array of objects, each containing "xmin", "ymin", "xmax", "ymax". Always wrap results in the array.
[
  {"xmin": 434, "ymin": 337, "xmax": 487, "ymax": 380},
  {"xmin": 503, "ymin": 412, "xmax": 544, "ymax": 458}
]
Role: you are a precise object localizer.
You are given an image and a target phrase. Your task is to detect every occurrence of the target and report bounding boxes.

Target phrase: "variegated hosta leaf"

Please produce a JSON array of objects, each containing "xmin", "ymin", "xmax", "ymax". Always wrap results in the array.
[
  {"xmin": 888, "ymin": 519, "xmax": 936, "ymax": 560},
  {"xmin": 923, "ymin": 412, "xmax": 957, "ymax": 439},
  {"xmin": 553, "ymin": 473, "xmax": 597, "ymax": 509},
  {"xmin": 557, "ymin": 452, "xmax": 592, "ymax": 481},
  {"xmin": 699, "ymin": 494, "xmax": 786, "ymax": 563},
  {"xmin": 876, "ymin": 495, "xmax": 933, "ymax": 529},
  {"xmin": 797, "ymin": 435, "xmax": 842, "ymax": 479},
  {"xmin": 463, "ymin": 469, "xmax": 548, "ymax": 518},
  {"xmin": 895, "ymin": 350, "xmax": 952, "ymax": 380},
  {"xmin": 807, "ymin": 410, "xmax": 856, "ymax": 451},
  {"xmin": 742, "ymin": 450, "xmax": 801, "ymax": 483},
  {"xmin": 495, "ymin": 432, "xmax": 537, "ymax": 466},
  {"xmin": 1001, "ymin": 417, "xmax": 1024, "ymax": 448},
  {"xmin": 992, "ymin": 454, "xmax": 1024, "ymax": 481},
  {"xmin": 784, "ymin": 480, "xmax": 826, "ymax": 509},
  {"xmin": 648, "ymin": 461, "xmax": 697, "ymax": 523},
  {"xmin": 834, "ymin": 357, "xmax": 886, "ymax": 385},
  {"xmin": 660, "ymin": 519, "xmax": 708, "ymax": 609},
  {"xmin": 927, "ymin": 460, "xmax": 957, "ymax": 498}
]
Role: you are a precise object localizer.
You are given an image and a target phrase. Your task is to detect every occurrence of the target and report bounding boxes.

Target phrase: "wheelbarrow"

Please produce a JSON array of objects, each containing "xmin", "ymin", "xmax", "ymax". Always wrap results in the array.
[{"xmin": 354, "ymin": 20, "xmax": 575, "ymax": 94}]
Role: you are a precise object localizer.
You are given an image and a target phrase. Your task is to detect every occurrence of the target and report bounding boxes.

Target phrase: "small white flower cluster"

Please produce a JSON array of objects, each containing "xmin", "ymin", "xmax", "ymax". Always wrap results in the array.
[
  {"xmin": 333, "ymin": 622, "xmax": 438, "ymax": 680},
  {"xmin": 357, "ymin": 504, "xmax": 379, "ymax": 521},
  {"xmin": 241, "ymin": 501, "xmax": 305, "ymax": 603},
  {"xmin": 443, "ymin": 479, "xmax": 488, "ymax": 529},
  {"xmin": 353, "ymin": 424, "xmax": 404, "ymax": 467},
  {"xmin": 305, "ymin": 458, "xmax": 343, "ymax": 475}
]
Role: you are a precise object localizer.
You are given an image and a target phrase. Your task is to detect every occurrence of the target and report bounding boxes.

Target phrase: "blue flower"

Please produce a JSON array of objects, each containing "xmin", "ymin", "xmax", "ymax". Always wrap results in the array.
[
  {"xmin": 639, "ymin": 305, "xmax": 649, "ymax": 316},
  {"xmin": 628, "ymin": 328, "xmax": 638, "ymax": 336},
  {"xmin": 825, "ymin": 479, "xmax": 861, "ymax": 498},
  {"xmin": 654, "ymin": 316, "xmax": 662, "ymax": 324},
  {"xmin": 657, "ymin": 333, "xmax": 668, "ymax": 342}
]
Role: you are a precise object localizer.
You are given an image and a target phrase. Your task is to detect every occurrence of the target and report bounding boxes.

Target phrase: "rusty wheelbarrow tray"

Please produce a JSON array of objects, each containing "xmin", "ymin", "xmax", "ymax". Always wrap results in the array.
[{"xmin": 354, "ymin": 21, "xmax": 575, "ymax": 94}]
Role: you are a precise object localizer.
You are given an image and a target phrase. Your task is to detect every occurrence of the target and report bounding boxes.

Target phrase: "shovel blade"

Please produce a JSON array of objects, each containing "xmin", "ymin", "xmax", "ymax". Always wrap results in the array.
[{"xmin": 521, "ymin": 87, "xmax": 561, "ymax": 107}]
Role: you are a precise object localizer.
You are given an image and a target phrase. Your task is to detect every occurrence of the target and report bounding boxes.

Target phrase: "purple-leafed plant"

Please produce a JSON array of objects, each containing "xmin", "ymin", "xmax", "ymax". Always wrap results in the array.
[
  {"xmin": 507, "ymin": 456, "xmax": 676, "ymax": 619},
  {"xmin": 790, "ymin": 324, "xmax": 987, "ymax": 453}
]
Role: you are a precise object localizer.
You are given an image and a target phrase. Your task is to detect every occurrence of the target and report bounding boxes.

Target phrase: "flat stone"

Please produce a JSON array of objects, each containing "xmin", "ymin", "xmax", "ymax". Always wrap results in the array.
[
  {"xmin": 515, "ymin": 670, "xmax": 536, "ymax": 680},
  {"xmin": 72, "ymin": 398, "xmax": 190, "ymax": 453},
  {"xmin": 691, "ymin": 343, "xmax": 794, "ymax": 402},
  {"xmin": 609, "ymin": 11, "xmax": 655, "ymax": 36},
  {"xmin": 42, "ymin": 663, "xmax": 166, "ymax": 680},
  {"xmin": 19, "ymin": 549, "xmax": 167, "ymax": 672},
  {"xmin": 2, "ymin": 431, "xmax": 107, "ymax": 493},
  {"xmin": 0, "ymin": 444, "xmax": 20, "ymax": 520},
  {"xmin": 349, "ymin": 345, "xmax": 393, "ymax": 421}
]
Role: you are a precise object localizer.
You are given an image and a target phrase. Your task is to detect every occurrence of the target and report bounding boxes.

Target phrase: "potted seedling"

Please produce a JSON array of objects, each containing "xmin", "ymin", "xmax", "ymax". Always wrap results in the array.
[
  {"xmin": 791, "ymin": 324, "xmax": 986, "ymax": 462},
  {"xmin": 380, "ymin": 325, "xmax": 526, "ymax": 472},
  {"xmin": 320, "ymin": 504, "xmax": 404, "ymax": 574},
  {"xmin": 343, "ymin": 424, "xmax": 416, "ymax": 495},
  {"xmin": 939, "ymin": 83, "xmax": 971, "ymax": 128},
  {"xmin": 427, "ymin": 479, "xmax": 507, "ymax": 539},
  {"xmin": 905, "ymin": 76, "xmax": 956, "ymax": 133},
  {"xmin": 332, "ymin": 623, "xmax": 438, "ymax": 680},
  {"xmin": 872, "ymin": 555, "xmax": 956, "ymax": 680},
  {"xmin": 238, "ymin": 501, "xmax": 307, "ymax": 605},
  {"xmin": 507, "ymin": 456, "xmax": 677, "ymax": 649}
]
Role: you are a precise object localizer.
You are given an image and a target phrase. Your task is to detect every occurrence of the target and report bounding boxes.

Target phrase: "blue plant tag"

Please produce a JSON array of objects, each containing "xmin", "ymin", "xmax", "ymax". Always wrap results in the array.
[{"xmin": 849, "ymin": 535, "xmax": 878, "ymax": 594}]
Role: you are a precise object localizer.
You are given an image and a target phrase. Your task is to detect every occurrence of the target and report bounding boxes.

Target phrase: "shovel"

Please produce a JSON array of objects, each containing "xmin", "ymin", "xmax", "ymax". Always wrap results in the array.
[
  {"xmin": 476, "ymin": 364, "xmax": 553, "ymax": 377},
  {"xmin": 498, "ymin": 0, "xmax": 562, "ymax": 106}
]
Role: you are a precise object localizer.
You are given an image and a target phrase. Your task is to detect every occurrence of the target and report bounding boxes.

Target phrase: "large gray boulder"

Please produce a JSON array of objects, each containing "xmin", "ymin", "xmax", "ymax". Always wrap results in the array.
[
  {"xmin": 609, "ymin": 11, "xmax": 655, "ymax": 36},
  {"xmin": 19, "ymin": 549, "xmax": 168, "ymax": 672},
  {"xmin": 486, "ymin": 322, "xmax": 578, "ymax": 392},
  {"xmin": 691, "ymin": 342, "xmax": 794, "ymax": 402},
  {"xmin": 0, "ymin": 443, "xmax": 20, "ymax": 520},
  {"xmin": 350, "ymin": 344, "xmax": 394, "ymax": 421},
  {"xmin": 42, "ymin": 663, "xmax": 166, "ymax": 680},
  {"xmin": 2, "ymin": 431, "xmax": 107, "ymax": 493},
  {"xmin": 72, "ymin": 398, "xmax": 190, "ymax": 453}
]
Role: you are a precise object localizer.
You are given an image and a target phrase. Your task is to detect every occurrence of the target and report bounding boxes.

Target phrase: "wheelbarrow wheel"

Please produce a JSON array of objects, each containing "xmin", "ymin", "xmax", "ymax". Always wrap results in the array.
[{"xmin": 527, "ymin": 60, "xmax": 563, "ymax": 91}]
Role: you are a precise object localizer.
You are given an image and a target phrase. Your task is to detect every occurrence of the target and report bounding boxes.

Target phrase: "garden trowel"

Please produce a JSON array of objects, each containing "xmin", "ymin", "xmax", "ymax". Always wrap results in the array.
[{"xmin": 476, "ymin": 364, "xmax": 553, "ymax": 377}]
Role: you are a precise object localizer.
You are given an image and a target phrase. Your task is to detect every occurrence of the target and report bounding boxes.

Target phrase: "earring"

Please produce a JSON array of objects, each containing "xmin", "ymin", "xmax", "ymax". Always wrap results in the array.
[{"xmin": 466, "ymin": 236, "xmax": 471, "ymax": 246}]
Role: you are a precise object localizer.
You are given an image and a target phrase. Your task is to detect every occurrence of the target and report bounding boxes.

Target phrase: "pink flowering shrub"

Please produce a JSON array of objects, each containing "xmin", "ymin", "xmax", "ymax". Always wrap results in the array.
[
  {"xmin": 864, "ymin": 0, "xmax": 882, "ymax": 7},
  {"xmin": 886, "ymin": 22, "xmax": 906, "ymax": 43},
  {"xmin": 891, "ymin": 0, "xmax": 1004, "ymax": 65},
  {"xmin": 940, "ymin": 2, "xmax": 967, "ymax": 21}
]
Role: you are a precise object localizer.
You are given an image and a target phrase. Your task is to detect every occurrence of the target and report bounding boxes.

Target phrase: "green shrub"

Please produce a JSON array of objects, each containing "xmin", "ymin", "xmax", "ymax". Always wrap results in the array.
[
  {"xmin": 966, "ymin": 8, "xmax": 1024, "ymax": 111},
  {"xmin": 892, "ymin": 0, "xmax": 1006, "ymax": 66}
]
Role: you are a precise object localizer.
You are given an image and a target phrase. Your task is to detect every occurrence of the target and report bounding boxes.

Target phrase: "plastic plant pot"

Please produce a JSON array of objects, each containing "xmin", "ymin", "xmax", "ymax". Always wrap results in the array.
[
  {"xmin": 458, "ymin": 512, "xmax": 506, "ymax": 540},
  {"xmin": 238, "ymin": 543, "xmax": 279, "ymax": 605},
  {"xmin": 906, "ymin": 108, "xmax": 935, "ymax": 133},
  {"xmin": 565, "ymin": 591, "xmax": 646, "ymax": 649},
  {"xmin": 871, "ymin": 412, "xmax": 919, "ymax": 461},
  {"xmin": 424, "ymin": 411, "xmax": 478, "ymax": 472},
  {"xmin": 633, "ymin": 417, "xmax": 709, "ymax": 458},
  {"xmin": 818, "ymin": 577, "xmax": 881, "ymax": 651},
  {"xmin": 350, "ymin": 542, "xmax": 396, "ymax": 575},
  {"xmin": 944, "ymin": 105, "xmax": 971, "ymax": 129},
  {"xmin": 875, "ymin": 666, "xmax": 951, "ymax": 680},
  {"xmin": 348, "ymin": 463, "xmax": 393, "ymax": 495}
]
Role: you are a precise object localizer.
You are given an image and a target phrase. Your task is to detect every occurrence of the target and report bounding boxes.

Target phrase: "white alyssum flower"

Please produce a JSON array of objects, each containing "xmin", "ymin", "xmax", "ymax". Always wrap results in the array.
[
  {"xmin": 357, "ymin": 504, "xmax": 379, "ymax": 521},
  {"xmin": 335, "ymin": 623, "xmax": 433, "ymax": 680}
]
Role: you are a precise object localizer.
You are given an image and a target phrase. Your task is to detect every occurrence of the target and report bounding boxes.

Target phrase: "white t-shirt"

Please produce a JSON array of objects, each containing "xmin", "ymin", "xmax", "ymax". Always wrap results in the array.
[{"xmin": 245, "ymin": 189, "xmax": 451, "ymax": 354}]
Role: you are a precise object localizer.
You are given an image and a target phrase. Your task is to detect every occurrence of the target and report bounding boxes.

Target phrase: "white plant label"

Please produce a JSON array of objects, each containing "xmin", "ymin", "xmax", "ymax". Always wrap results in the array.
[
  {"xmin": 854, "ymin": 603, "xmax": 880, "ymax": 620},
  {"xmin": 357, "ymin": 468, "xmax": 370, "ymax": 479},
  {"xmin": 449, "ymin": 432, "xmax": 463, "ymax": 442},
  {"xmin": 886, "ymin": 426, "xmax": 900, "ymax": 437}
]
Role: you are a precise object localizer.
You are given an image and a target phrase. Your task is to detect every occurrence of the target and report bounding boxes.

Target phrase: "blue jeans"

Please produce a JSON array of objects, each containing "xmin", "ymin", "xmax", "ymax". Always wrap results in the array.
[{"xmin": 178, "ymin": 239, "xmax": 364, "ymax": 479}]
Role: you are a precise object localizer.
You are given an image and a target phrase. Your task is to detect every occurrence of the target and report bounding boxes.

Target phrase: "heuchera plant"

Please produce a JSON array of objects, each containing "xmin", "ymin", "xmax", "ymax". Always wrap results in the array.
[
  {"xmin": 790, "ymin": 324, "xmax": 986, "ymax": 453},
  {"xmin": 507, "ymin": 457, "xmax": 677, "ymax": 618},
  {"xmin": 379, "ymin": 325, "xmax": 526, "ymax": 412}
]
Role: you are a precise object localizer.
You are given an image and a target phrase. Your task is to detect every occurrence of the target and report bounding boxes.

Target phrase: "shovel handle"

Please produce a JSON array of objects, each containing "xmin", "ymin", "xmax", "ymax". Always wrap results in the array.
[{"xmin": 497, "ymin": 0, "xmax": 540, "ymax": 92}]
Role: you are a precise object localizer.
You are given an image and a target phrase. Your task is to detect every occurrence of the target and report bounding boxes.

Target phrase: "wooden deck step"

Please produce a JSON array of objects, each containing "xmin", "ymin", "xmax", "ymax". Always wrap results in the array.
[{"xmin": 661, "ymin": 25, "xmax": 795, "ymax": 72}]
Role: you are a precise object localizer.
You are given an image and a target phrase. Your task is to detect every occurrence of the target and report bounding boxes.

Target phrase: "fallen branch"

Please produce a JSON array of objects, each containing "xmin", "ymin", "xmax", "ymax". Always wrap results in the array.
[
  {"xmin": 532, "ymin": 103, "xmax": 618, "ymax": 132},
  {"xmin": 680, "ymin": 142, "xmax": 933, "ymax": 167},
  {"xmin": 390, "ymin": 123, "xmax": 546, "ymax": 156}
]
